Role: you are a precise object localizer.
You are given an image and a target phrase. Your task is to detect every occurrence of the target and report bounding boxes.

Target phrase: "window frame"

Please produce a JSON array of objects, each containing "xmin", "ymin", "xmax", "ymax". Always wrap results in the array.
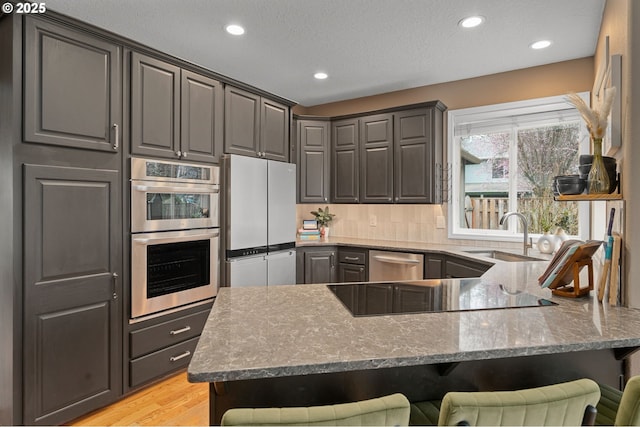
[{"xmin": 447, "ymin": 93, "xmax": 591, "ymax": 243}]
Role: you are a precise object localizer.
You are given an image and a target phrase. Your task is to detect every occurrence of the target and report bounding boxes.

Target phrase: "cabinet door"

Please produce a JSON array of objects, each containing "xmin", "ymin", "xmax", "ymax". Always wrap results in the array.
[
  {"xmin": 395, "ymin": 107, "xmax": 442, "ymax": 203},
  {"xmin": 131, "ymin": 52, "xmax": 181, "ymax": 159},
  {"xmin": 304, "ymin": 250, "xmax": 337, "ymax": 284},
  {"xmin": 444, "ymin": 257, "xmax": 491, "ymax": 279},
  {"xmin": 338, "ymin": 263, "xmax": 366, "ymax": 282},
  {"xmin": 24, "ymin": 17, "xmax": 121, "ymax": 152},
  {"xmin": 357, "ymin": 283, "xmax": 393, "ymax": 315},
  {"xmin": 332, "ymin": 119, "xmax": 359, "ymax": 203},
  {"xmin": 181, "ymin": 70, "xmax": 224, "ymax": 163},
  {"xmin": 225, "ymin": 86, "xmax": 260, "ymax": 157},
  {"xmin": 298, "ymin": 120, "xmax": 330, "ymax": 203},
  {"xmin": 23, "ymin": 165, "xmax": 121, "ymax": 425},
  {"xmin": 261, "ymin": 98, "xmax": 290, "ymax": 161},
  {"xmin": 393, "ymin": 285, "xmax": 441, "ymax": 313},
  {"xmin": 360, "ymin": 114, "xmax": 393, "ymax": 203},
  {"xmin": 424, "ymin": 255, "xmax": 444, "ymax": 279}
]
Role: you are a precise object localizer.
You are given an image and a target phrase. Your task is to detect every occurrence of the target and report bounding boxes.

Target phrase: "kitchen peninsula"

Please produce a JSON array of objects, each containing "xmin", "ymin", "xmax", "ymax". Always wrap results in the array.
[{"xmin": 189, "ymin": 243, "xmax": 640, "ymax": 425}]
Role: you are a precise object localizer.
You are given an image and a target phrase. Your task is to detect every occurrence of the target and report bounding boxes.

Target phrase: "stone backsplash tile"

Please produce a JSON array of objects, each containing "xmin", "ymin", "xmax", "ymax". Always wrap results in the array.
[{"xmin": 297, "ymin": 204, "xmax": 521, "ymax": 249}]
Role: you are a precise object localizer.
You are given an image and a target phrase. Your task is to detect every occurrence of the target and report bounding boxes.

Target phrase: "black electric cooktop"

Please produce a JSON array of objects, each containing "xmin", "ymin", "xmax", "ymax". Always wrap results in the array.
[{"xmin": 327, "ymin": 279, "xmax": 556, "ymax": 317}]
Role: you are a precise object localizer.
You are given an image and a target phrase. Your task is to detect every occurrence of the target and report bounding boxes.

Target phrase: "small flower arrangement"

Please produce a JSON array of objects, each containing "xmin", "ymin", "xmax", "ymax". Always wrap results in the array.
[{"xmin": 566, "ymin": 88, "xmax": 616, "ymax": 139}]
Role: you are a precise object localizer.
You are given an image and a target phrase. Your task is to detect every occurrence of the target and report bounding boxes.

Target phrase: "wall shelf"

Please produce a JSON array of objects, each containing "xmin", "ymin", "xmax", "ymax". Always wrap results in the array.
[{"xmin": 555, "ymin": 194, "xmax": 623, "ymax": 201}]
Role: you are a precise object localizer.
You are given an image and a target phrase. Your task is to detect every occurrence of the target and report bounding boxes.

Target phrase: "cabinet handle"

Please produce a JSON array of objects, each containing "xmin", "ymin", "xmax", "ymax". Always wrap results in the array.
[
  {"xmin": 169, "ymin": 350, "xmax": 191, "ymax": 362},
  {"xmin": 176, "ymin": 150, "xmax": 182, "ymax": 158},
  {"xmin": 169, "ymin": 326, "xmax": 192, "ymax": 335},
  {"xmin": 182, "ymin": 152, "xmax": 188, "ymax": 158},
  {"xmin": 112, "ymin": 272, "xmax": 118, "ymax": 299},
  {"xmin": 112, "ymin": 124, "xmax": 119, "ymax": 150},
  {"xmin": 330, "ymin": 254, "xmax": 335, "ymax": 269},
  {"xmin": 324, "ymin": 197, "xmax": 328, "ymax": 202},
  {"xmin": 344, "ymin": 256, "xmax": 359, "ymax": 261}
]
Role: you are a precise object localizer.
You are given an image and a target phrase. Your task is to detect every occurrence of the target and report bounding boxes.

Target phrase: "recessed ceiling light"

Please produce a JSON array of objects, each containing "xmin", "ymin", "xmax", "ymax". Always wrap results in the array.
[
  {"xmin": 530, "ymin": 40, "xmax": 552, "ymax": 50},
  {"xmin": 225, "ymin": 24, "xmax": 245, "ymax": 36},
  {"xmin": 314, "ymin": 72, "xmax": 328, "ymax": 80},
  {"xmin": 459, "ymin": 16, "xmax": 485, "ymax": 28}
]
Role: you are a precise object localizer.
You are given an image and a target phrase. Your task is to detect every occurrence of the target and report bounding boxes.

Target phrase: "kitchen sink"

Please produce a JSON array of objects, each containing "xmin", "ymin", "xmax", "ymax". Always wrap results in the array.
[{"xmin": 463, "ymin": 250, "xmax": 545, "ymax": 262}]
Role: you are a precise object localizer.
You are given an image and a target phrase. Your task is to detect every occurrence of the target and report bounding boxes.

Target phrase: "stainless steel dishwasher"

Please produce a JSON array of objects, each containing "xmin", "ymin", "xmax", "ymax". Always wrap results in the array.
[{"xmin": 369, "ymin": 250, "xmax": 424, "ymax": 281}]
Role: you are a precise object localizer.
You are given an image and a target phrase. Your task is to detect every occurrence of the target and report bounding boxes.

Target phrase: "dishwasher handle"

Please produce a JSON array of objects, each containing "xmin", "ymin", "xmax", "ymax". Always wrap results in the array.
[{"xmin": 371, "ymin": 255, "xmax": 422, "ymax": 265}]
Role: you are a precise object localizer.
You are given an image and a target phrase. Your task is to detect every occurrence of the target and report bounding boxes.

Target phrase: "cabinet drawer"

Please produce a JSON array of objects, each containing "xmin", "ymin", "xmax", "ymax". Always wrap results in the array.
[
  {"xmin": 130, "ymin": 336, "xmax": 199, "ymax": 388},
  {"xmin": 338, "ymin": 250, "xmax": 367, "ymax": 265},
  {"xmin": 130, "ymin": 309, "xmax": 209, "ymax": 358}
]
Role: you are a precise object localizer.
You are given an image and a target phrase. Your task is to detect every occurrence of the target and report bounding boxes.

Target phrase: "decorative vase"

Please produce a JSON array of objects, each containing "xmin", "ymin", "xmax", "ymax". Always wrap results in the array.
[
  {"xmin": 587, "ymin": 138, "xmax": 610, "ymax": 194},
  {"xmin": 536, "ymin": 231, "xmax": 557, "ymax": 254},
  {"xmin": 554, "ymin": 228, "xmax": 568, "ymax": 252},
  {"xmin": 321, "ymin": 226, "xmax": 329, "ymax": 238}
]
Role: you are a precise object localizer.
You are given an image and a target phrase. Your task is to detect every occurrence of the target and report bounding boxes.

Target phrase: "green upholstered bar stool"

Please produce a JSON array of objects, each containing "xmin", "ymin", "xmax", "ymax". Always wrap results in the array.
[
  {"xmin": 220, "ymin": 393, "xmax": 410, "ymax": 426},
  {"xmin": 410, "ymin": 378, "xmax": 601, "ymax": 426},
  {"xmin": 596, "ymin": 376, "xmax": 640, "ymax": 426}
]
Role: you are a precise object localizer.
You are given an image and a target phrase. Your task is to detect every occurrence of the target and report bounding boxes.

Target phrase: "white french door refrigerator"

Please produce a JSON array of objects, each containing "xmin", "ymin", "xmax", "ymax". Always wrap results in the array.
[{"xmin": 224, "ymin": 155, "xmax": 296, "ymax": 287}]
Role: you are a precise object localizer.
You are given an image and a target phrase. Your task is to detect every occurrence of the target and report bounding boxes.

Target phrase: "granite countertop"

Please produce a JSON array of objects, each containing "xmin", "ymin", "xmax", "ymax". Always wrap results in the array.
[{"xmin": 188, "ymin": 239, "xmax": 640, "ymax": 383}]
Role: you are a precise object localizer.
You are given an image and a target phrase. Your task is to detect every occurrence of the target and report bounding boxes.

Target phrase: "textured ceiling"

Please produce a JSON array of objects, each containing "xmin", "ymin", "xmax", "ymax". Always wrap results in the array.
[{"xmin": 44, "ymin": 0, "xmax": 606, "ymax": 106}]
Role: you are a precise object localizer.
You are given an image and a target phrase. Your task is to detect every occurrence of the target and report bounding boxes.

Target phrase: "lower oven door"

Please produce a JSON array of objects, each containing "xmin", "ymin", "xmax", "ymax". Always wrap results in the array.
[{"xmin": 131, "ymin": 228, "xmax": 219, "ymax": 319}]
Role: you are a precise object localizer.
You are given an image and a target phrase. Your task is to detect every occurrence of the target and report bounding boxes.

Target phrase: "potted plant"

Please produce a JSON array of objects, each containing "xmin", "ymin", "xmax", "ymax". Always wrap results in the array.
[{"xmin": 310, "ymin": 206, "xmax": 335, "ymax": 237}]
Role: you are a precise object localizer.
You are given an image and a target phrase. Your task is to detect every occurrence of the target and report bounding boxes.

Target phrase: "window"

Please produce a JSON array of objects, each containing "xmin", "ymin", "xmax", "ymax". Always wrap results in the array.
[{"xmin": 448, "ymin": 94, "xmax": 590, "ymax": 242}]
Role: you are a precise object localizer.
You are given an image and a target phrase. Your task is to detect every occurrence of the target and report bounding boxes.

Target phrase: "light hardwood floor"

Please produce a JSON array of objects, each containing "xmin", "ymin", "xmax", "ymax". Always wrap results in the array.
[{"xmin": 67, "ymin": 372, "xmax": 209, "ymax": 426}]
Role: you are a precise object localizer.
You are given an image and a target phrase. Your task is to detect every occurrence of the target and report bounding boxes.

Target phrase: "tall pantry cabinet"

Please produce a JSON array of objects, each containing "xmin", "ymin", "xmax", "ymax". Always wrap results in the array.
[{"xmin": 2, "ymin": 13, "xmax": 123, "ymax": 425}]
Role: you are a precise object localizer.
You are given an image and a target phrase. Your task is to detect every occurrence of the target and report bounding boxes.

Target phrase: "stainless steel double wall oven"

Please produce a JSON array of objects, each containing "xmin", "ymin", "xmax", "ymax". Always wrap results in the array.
[{"xmin": 130, "ymin": 157, "xmax": 220, "ymax": 319}]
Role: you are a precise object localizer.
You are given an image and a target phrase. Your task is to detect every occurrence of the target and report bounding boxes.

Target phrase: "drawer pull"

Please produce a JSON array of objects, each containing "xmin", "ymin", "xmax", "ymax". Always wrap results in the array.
[
  {"xmin": 169, "ymin": 351, "xmax": 191, "ymax": 362},
  {"xmin": 344, "ymin": 256, "xmax": 360, "ymax": 261},
  {"xmin": 169, "ymin": 326, "xmax": 192, "ymax": 335}
]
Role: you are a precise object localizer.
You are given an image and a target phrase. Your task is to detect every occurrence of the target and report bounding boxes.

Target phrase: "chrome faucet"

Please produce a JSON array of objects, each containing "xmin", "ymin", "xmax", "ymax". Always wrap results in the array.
[{"xmin": 499, "ymin": 212, "xmax": 533, "ymax": 256}]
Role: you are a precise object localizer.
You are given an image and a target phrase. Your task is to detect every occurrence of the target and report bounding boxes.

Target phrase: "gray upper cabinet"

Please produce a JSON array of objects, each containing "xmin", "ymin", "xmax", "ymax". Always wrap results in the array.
[
  {"xmin": 131, "ymin": 52, "xmax": 223, "ymax": 163},
  {"xmin": 332, "ymin": 118, "xmax": 359, "ymax": 203},
  {"xmin": 225, "ymin": 86, "xmax": 290, "ymax": 162},
  {"xmin": 224, "ymin": 86, "xmax": 260, "ymax": 157},
  {"xmin": 24, "ymin": 17, "xmax": 122, "ymax": 152},
  {"xmin": 131, "ymin": 52, "xmax": 180, "ymax": 159},
  {"xmin": 394, "ymin": 106, "xmax": 445, "ymax": 204},
  {"xmin": 180, "ymin": 70, "xmax": 224, "ymax": 163},
  {"xmin": 261, "ymin": 98, "xmax": 290, "ymax": 161},
  {"xmin": 360, "ymin": 113, "xmax": 393, "ymax": 203},
  {"xmin": 22, "ymin": 164, "xmax": 121, "ymax": 425},
  {"xmin": 297, "ymin": 119, "xmax": 330, "ymax": 203},
  {"xmin": 323, "ymin": 102, "xmax": 445, "ymax": 205}
]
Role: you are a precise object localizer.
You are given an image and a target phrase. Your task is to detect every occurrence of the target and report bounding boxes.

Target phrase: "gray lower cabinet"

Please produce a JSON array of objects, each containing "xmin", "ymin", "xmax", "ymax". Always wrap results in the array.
[
  {"xmin": 444, "ymin": 256, "xmax": 492, "ymax": 278},
  {"xmin": 297, "ymin": 118, "xmax": 331, "ymax": 203},
  {"xmin": 129, "ymin": 308, "xmax": 210, "ymax": 388},
  {"xmin": 225, "ymin": 86, "xmax": 290, "ymax": 161},
  {"xmin": 393, "ymin": 284, "xmax": 442, "ymax": 313},
  {"xmin": 332, "ymin": 118, "xmax": 359, "ymax": 203},
  {"xmin": 424, "ymin": 254, "xmax": 445, "ymax": 279},
  {"xmin": 131, "ymin": 52, "xmax": 223, "ymax": 163},
  {"xmin": 297, "ymin": 247, "xmax": 337, "ymax": 284},
  {"xmin": 360, "ymin": 114, "xmax": 394, "ymax": 203},
  {"xmin": 338, "ymin": 248, "xmax": 368, "ymax": 282},
  {"xmin": 22, "ymin": 164, "xmax": 122, "ymax": 426},
  {"xmin": 23, "ymin": 16, "xmax": 122, "ymax": 152}
]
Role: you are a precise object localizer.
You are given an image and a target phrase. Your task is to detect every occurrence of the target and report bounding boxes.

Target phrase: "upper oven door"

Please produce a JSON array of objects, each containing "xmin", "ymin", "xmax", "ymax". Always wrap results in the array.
[{"xmin": 131, "ymin": 180, "xmax": 219, "ymax": 232}]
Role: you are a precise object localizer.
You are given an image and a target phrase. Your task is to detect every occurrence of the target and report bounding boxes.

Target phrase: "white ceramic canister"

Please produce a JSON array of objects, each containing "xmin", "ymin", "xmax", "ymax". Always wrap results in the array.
[
  {"xmin": 554, "ymin": 228, "xmax": 568, "ymax": 252},
  {"xmin": 536, "ymin": 231, "xmax": 557, "ymax": 254}
]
